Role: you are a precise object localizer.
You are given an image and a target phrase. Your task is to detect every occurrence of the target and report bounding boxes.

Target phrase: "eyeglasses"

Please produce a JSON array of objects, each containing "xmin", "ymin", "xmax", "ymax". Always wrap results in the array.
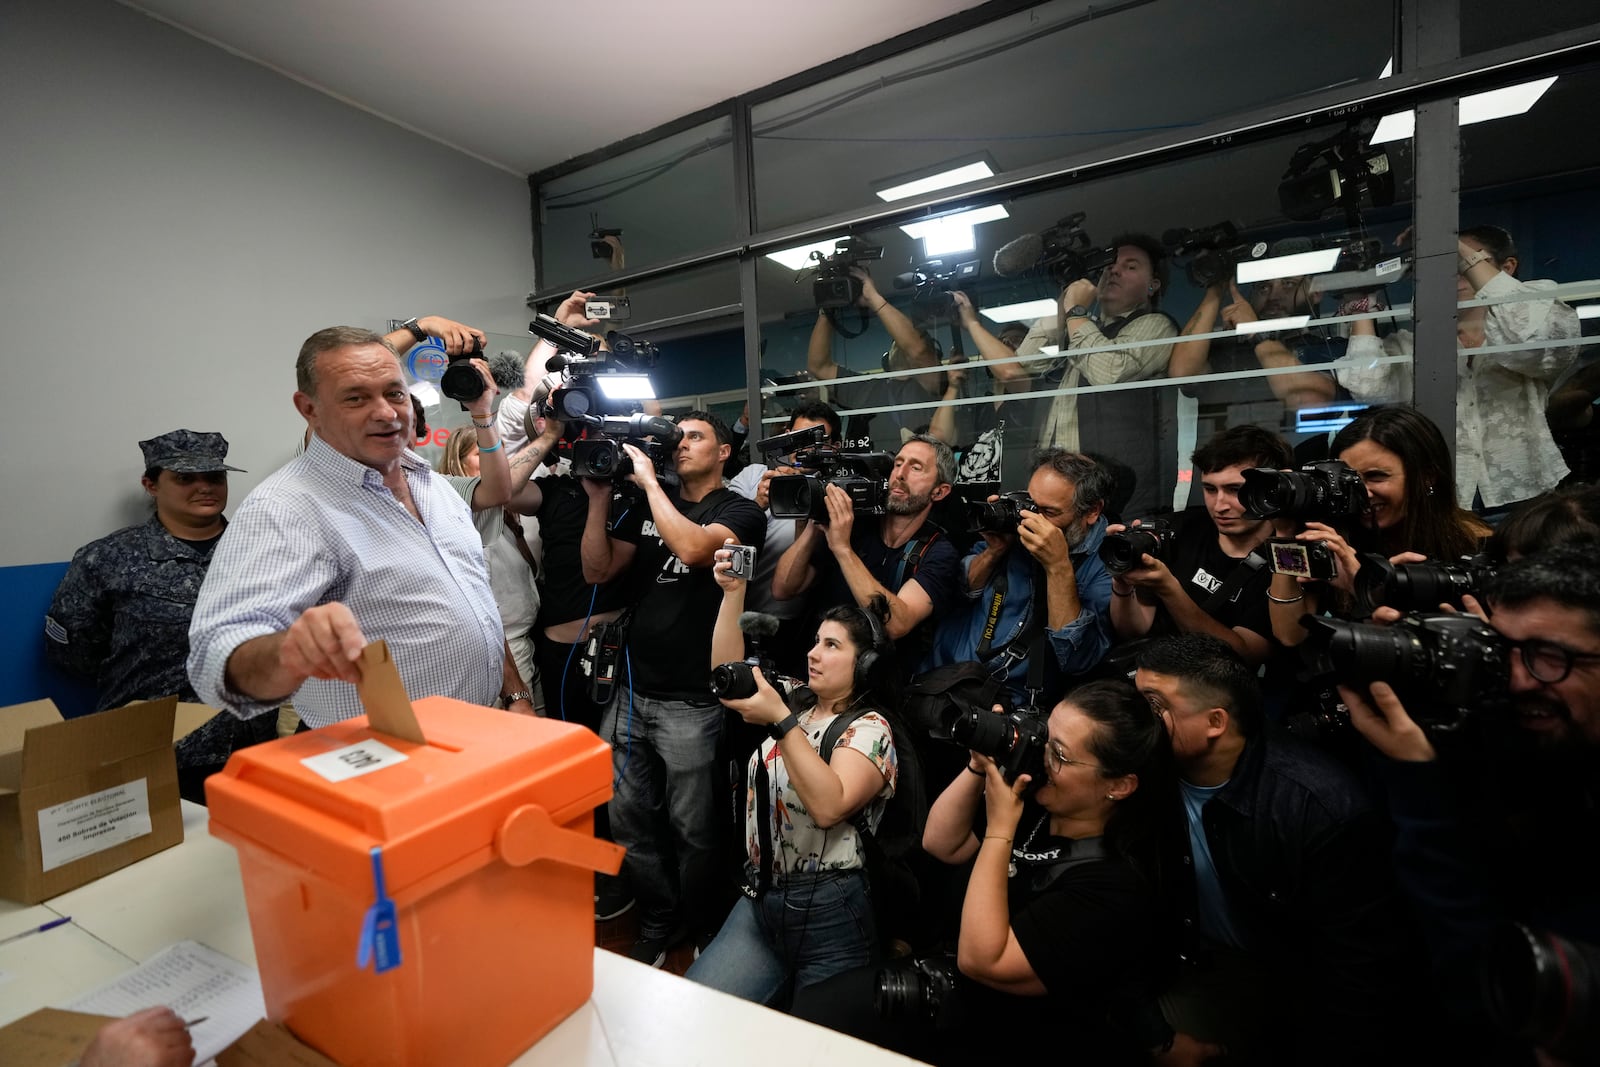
[
  {"xmin": 1509, "ymin": 638, "xmax": 1600, "ymax": 684},
  {"xmin": 1045, "ymin": 742, "xmax": 1102, "ymax": 776}
]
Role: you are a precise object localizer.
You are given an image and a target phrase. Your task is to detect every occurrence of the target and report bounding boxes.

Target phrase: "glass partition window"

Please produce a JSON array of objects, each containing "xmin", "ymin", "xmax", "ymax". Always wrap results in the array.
[
  {"xmin": 750, "ymin": 0, "xmax": 1395, "ymax": 232},
  {"xmin": 1456, "ymin": 64, "xmax": 1600, "ymax": 504},
  {"xmin": 536, "ymin": 117, "xmax": 737, "ymax": 292},
  {"xmin": 757, "ymin": 117, "xmax": 1414, "ymax": 519}
]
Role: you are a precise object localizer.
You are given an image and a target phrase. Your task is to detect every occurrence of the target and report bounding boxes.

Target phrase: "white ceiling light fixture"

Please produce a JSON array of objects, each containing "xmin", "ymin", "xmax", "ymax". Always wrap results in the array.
[
  {"xmin": 764, "ymin": 237, "xmax": 849, "ymax": 271},
  {"xmin": 1369, "ymin": 76, "xmax": 1559, "ymax": 145},
  {"xmin": 1235, "ymin": 248, "xmax": 1342, "ymax": 285},
  {"xmin": 979, "ymin": 298, "xmax": 1059, "ymax": 322},
  {"xmin": 1236, "ymin": 315, "xmax": 1310, "ymax": 335},
  {"xmin": 1379, "ymin": 57, "xmax": 1394, "ymax": 79},
  {"xmin": 900, "ymin": 204, "xmax": 1009, "ymax": 256},
  {"xmin": 1576, "ymin": 305, "xmax": 1600, "ymax": 320},
  {"xmin": 875, "ymin": 160, "xmax": 996, "ymax": 202}
]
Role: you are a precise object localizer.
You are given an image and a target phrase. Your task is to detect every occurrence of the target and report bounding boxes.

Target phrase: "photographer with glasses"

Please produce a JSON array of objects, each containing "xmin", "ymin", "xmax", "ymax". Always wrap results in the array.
[{"xmin": 1340, "ymin": 546, "xmax": 1600, "ymax": 1066}]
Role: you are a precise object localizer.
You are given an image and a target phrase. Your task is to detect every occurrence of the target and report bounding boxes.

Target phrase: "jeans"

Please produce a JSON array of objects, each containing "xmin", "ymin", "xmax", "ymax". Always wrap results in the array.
[
  {"xmin": 601, "ymin": 683, "xmax": 724, "ymax": 941},
  {"xmin": 686, "ymin": 869, "xmax": 877, "ymax": 1005}
]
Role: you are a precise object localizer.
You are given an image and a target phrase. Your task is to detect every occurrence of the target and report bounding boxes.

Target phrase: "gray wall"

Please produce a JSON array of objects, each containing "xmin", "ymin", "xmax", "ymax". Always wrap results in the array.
[{"xmin": 0, "ymin": 0, "xmax": 532, "ymax": 570}]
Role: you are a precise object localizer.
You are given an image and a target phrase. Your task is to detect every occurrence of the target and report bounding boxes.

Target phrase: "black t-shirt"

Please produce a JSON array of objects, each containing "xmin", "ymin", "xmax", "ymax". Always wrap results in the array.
[
  {"xmin": 532, "ymin": 474, "xmax": 632, "ymax": 627},
  {"xmin": 612, "ymin": 486, "xmax": 765, "ymax": 701},
  {"xmin": 1150, "ymin": 507, "xmax": 1272, "ymax": 639}
]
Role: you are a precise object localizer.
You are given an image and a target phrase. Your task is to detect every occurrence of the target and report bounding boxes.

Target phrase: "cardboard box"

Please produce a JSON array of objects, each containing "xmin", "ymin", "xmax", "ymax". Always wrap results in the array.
[{"xmin": 0, "ymin": 696, "xmax": 213, "ymax": 904}]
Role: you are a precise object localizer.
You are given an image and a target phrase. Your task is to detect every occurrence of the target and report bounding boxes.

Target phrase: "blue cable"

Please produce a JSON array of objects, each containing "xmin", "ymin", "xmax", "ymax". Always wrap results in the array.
[{"xmin": 560, "ymin": 584, "xmax": 601, "ymax": 722}]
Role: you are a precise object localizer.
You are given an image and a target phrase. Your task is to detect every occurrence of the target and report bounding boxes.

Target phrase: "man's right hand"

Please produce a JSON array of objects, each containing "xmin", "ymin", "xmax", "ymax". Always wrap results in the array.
[
  {"xmin": 416, "ymin": 315, "xmax": 487, "ymax": 356},
  {"xmin": 1219, "ymin": 282, "xmax": 1257, "ymax": 329},
  {"xmin": 849, "ymin": 265, "xmax": 882, "ymax": 309},
  {"xmin": 757, "ymin": 466, "xmax": 801, "ymax": 511},
  {"xmin": 554, "ymin": 290, "xmax": 601, "ymax": 329},
  {"xmin": 80, "ymin": 1006, "xmax": 195, "ymax": 1067},
  {"xmin": 280, "ymin": 603, "xmax": 367, "ymax": 686},
  {"xmin": 581, "ymin": 476, "xmax": 612, "ymax": 500},
  {"xmin": 952, "ymin": 290, "xmax": 979, "ymax": 326}
]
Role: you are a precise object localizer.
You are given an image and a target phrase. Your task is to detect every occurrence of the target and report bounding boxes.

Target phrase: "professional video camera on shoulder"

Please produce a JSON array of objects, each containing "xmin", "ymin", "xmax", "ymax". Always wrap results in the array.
[
  {"xmin": 766, "ymin": 440, "xmax": 896, "ymax": 522},
  {"xmin": 569, "ymin": 412, "xmax": 681, "ymax": 486},
  {"xmin": 527, "ymin": 313, "xmax": 660, "ymax": 422},
  {"xmin": 1163, "ymin": 221, "xmax": 1271, "ymax": 290},
  {"xmin": 1239, "ymin": 460, "xmax": 1367, "ymax": 524},
  {"xmin": 799, "ymin": 236, "xmax": 885, "ymax": 311},
  {"xmin": 992, "ymin": 211, "xmax": 1116, "ymax": 286}
]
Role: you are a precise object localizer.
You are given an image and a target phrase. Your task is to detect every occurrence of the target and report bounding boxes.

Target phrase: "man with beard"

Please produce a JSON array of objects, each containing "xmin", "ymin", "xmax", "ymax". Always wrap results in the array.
[
  {"xmin": 924, "ymin": 449, "xmax": 1116, "ymax": 707},
  {"xmin": 772, "ymin": 434, "xmax": 962, "ymax": 676},
  {"xmin": 1341, "ymin": 546, "xmax": 1600, "ymax": 1065},
  {"xmin": 1167, "ymin": 237, "xmax": 1342, "ymax": 449}
]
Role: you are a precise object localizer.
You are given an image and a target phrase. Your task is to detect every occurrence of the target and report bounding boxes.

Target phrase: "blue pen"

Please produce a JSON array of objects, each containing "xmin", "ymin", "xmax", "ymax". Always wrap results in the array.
[{"xmin": 0, "ymin": 916, "xmax": 71, "ymax": 946}]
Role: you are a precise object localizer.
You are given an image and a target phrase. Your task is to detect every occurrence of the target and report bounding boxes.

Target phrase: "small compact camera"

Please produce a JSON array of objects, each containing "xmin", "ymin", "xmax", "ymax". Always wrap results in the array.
[
  {"xmin": 725, "ymin": 543, "xmax": 757, "ymax": 580},
  {"xmin": 1265, "ymin": 537, "xmax": 1338, "ymax": 581},
  {"xmin": 585, "ymin": 297, "xmax": 631, "ymax": 321}
]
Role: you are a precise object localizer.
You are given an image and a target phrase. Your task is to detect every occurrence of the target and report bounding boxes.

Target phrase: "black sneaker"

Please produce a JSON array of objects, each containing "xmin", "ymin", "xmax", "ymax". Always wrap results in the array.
[
  {"xmin": 594, "ymin": 875, "xmax": 635, "ymax": 922},
  {"xmin": 626, "ymin": 935, "xmax": 669, "ymax": 968}
]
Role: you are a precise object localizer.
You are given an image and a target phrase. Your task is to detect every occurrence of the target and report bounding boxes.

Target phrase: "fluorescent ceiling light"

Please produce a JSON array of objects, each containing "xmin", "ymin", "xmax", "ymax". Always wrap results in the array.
[
  {"xmin": 1577, "ymin": 305, "xmax": 1600, "ymax": 320},
  {"xmin": 1235, "ymin": 249, "xmax": 1342, "ymax": 285},
  {"xmin": 1370, "ymin": 76, "xmax": 1558, "ymax": 145},
  {"xmin": 979, "ymin": 298, "xmax": 1058, "ymax": 322},
  {"xmin": 1237, "ymin": 315, "xmax": 1310, "ymax": 335},
  {"xmin": 876, "ymin": 161, "xmax": 995, "ymax": 202},
  {"xmin": 900, "ymin": 204, "xmax": 1009, "ymax": 256},
  {"xmin": 764, "ymin": 237, "xmax": 848, "ymax": 271},
  {"xmin": 597, "ymin": 375, "xmax": 657, "ymax": 400}
]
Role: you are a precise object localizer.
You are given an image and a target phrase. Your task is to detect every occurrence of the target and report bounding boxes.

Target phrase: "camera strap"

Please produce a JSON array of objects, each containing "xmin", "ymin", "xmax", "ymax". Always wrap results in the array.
[
  {"xmin": 975, "ymin": 560, "xmax": 1051, "ymax": 687},
  {"xmin": 1200, "ymin": 548, "xmax": 1269, "ymax": 612},
  {"xmin": 891, "ymin": 527, "xmax": 943, "ymax": 591}
]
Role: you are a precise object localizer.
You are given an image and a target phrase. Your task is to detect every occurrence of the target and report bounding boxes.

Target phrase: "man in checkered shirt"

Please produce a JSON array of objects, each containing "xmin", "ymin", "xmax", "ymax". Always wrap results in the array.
[{"xmin": 188, "ymin": 323, "xmax": 516, "ymax": 727}]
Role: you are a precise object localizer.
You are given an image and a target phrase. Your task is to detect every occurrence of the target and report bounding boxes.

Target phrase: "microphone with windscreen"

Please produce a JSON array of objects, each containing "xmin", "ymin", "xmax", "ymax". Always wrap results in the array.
[
  {"xmin": 709, "ymin": 611, "xmax": 785, "ymax": 700},
  {"xmin": 992, "ymin": 232, "xmax": 1046, "ymax": 277}
]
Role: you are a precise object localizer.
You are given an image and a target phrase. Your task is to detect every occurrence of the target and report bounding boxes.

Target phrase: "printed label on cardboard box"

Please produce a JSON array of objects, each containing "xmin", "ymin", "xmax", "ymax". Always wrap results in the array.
[
  {"xmin": 37, "ymin": 779, "xmax": 154, "ymax": 872},
  {"xmin": 300, "ymin": 740, "xmax": 409, "ymax": 783}
]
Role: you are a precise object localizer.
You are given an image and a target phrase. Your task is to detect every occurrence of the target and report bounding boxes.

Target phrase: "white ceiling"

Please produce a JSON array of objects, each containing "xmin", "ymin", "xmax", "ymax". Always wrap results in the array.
[{"xmin": 120, "ymin": 0, "xmax": 983, "ymax": 175}]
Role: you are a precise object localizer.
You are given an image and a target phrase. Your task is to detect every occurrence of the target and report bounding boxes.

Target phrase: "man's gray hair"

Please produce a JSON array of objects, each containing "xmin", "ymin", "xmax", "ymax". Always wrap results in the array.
[
  {"xmin": 296, "ymin": 326, "xmax": 397, "ymax": 394},
  {"xmin": 903, "ymin": 433, "xmax": 956, "ymax": 488},
  {"xmin": 1034, "ymin": 448, "xmax": 1112, "ymax": 515}
]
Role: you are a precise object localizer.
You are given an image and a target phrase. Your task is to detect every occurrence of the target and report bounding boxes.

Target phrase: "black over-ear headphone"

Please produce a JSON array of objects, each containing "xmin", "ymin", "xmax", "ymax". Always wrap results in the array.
[{"xmin": 853, "ymin": 605, "xmax": 892, "ymax": 692}]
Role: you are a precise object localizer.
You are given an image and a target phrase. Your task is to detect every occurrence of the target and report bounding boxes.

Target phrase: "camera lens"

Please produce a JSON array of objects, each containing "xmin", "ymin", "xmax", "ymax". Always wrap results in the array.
[
  {"xmin": 948, "ymin": 708, "xmax": 1013, "ymax": 759},
  {"xmin": 709, "ymin": 661, "xmax": 758, "ymax": 700},
  {"xmin": 1099, "ymin": 528, "xmax": 1161, "ymax": 574},
  {"xmin": 874, "ymin": 968, "xmax": 920, "ymax": 1020},
  {"xmin": 1483, "ymin": 923, "xmax": 1600, "ymax": 1061},
  {"xmin": 440, "ymin": 360, "xmax": 486, "ymax": 403},
  {"xmin": 769, "ymin": 475, "xmax": 825, "ymax": 521},
  {"xmin": 1239, "ymin": 469, "xmax": 1303, "ymax": 518}
]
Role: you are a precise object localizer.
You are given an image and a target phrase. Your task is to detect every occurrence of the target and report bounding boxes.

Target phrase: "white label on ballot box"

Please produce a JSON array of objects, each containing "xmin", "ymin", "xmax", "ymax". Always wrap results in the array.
[
  {"xmin": 301, "ymin": 739, "xmax": 409, "ymax": 782},
  {"xmin": 37, "ymin": 778, "xmax": 153, "ymax": 872}
]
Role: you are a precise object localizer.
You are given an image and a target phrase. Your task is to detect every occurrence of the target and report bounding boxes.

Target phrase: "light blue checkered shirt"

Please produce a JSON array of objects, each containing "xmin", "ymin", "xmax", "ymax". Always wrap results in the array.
[{"xmin": 188, "ymin": 435, "xmax": 503, "ymax": 727}]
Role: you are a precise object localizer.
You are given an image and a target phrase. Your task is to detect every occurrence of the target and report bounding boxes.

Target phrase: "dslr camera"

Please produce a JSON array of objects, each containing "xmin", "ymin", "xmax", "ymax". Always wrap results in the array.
[
  {"xmin": 528, "ymin": 314, "xmax": 659, "ymax": 423},
  {"xmin": 967, "ymin": 491, "xmax": 1036, "ymax": 535},
  {"xmin": 1265, "ymin": 537, "xmax": 1339, "ymax": 581},
  {"xmin": 570, "ymin": 413, "xmax": 682, "ymax": 487},
  {"xmin": 1099, "ymin": 519, "xmax": 1175, "ymax": 575},
  {"xmin": 1355, "ymin": 552, "xmax": 1498, "ymax": 614},
  {"xmin": 767, "ymin": 444, "xmax": 896, "ymax": 522},
  {"xmin": 801, "ymin": 237, "xmax": 885, "ymax": 310},
  {"xmin": 709, "ymin": 610, "xmax": 793, "ymax": 701},
  {"xmin": 1299, "ymin": 611, "xmax": 1511, "ymax": 729},
  {"xmin": 1239, "ymin": 460, "xmax": 1367, "ymax": 523},
  {"xmin": 942, "ymin": 704, "xmax": 1049, "ymax": 786},
  {"xmin": 875, "ymin": 955, "xmax": 961, "ymax": 1031}
]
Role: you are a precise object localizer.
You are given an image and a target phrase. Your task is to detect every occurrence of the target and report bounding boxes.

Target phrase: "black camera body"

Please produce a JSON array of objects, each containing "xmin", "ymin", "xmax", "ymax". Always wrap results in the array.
[
  {"xmin": 967, "ymin": 491, "xmax": 1037, "ymax": 534},
  {"xmin": 439, "ymin": 338, "xmax": 488, "ymax": 404},
  {"xmin": 1356, "ymin": 552, "xmax": 1499, "ymax": 614},
  {"xmin": 1165, "ymin": 221, "xmax": 1269, "ymax": 290},
  {"xmin": 1032, "ymin": 212, "xmax": 1117, "ymax": 286},
  {"xmin": 1300, "ymin": 611, "xmax": 1511, "ymax": 728},
  {"xmin": 1239, "ymin": 460, "xmax": 1366, "ymax": 523},
  {"xmin": 804, "ymin": 237, "xmax": 885, "ymax": 310},
  {"xmin": 528, "ymin": 314, "xmax": 660, "ymax": 423},
  {"xmin": 708, "ymin": 656, "xmax": 791, "ymax": 701},
  {"xmin": 945, "ymin": 705, "xmax": 1049, "ymax": 785},
  {"xmin": 892, "ymin": 259, "xmax": 980, "ymax": 311},
  {"xmin": 1099, "ymin": 520, "xmax": 1176, "ymax": 575},
  {"xmin": 756, "ymin": 423, "xmax": 829, "ymax": 464},
  {"xmin": 569, "ymin": 413, "xmax": 682, "ymax": 486},
  {"xmin": 768, "ymin": 447, "xmax": 895, "ymax": 521},
  {"xmin": 875, "ymin": 955, "xmax": 961, "ymax": 1031},
  {"xmin": 1265, "ymin": 537, "xmax": 1339, "ymax": 581}
]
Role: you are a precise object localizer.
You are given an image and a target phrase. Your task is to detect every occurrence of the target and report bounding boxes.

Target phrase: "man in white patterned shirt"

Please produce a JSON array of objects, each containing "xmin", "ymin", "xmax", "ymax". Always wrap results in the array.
[{"xmin": 188, "ymin": 324, "xmax": 517, "ymax": 727}]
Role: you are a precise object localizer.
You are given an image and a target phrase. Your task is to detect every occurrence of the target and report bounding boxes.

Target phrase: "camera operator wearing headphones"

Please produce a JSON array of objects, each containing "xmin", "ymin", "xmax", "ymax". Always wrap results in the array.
[
  {"xmin": 686, "ymin": 545, "xmax": 898, "ymax": 1004},
  {"xmin": 580, "ymin": 411, "xmax": 766, "ymax": 967},
  {"xmin": 771, "ymin": 434, "xmax": 962, "ymax": 668},
  {"xmin": 792, "ymin": 681, "xmax": 1176, "ymax": 1065},
  {"xmin": 807, "ymin": 268, "xmax": 946, "ymax": 450},
  {"xmin": 924, "ymin": 449, "xmax": 1116, "ymax": 707},
  {"xmin": 1340, "ymin": 546, "xmax": 1600, "ymax": 1067}
]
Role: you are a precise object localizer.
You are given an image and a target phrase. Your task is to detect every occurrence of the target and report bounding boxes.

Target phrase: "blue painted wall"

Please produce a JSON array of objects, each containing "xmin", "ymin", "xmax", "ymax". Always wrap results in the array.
[{"xmin": 1, "ymin": 562, "xmax": 98, "ymax": 716}]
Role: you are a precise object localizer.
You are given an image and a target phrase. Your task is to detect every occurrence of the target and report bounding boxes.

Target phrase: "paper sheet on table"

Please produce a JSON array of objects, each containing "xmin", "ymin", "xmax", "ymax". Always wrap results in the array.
[{"xmin": 63, "ymin": 940, "xmax": 265, "ymax": 1065}]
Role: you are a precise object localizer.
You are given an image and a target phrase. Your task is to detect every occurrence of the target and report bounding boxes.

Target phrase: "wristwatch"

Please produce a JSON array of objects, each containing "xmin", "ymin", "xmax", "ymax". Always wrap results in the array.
[
  {"xmin": 399, "ymin": 317, "xmax": 427, "ymax": 343},
  {"xmin": 499, "ymin": 690, "xmax": 533, "ymax": 710},
  {"xmin": 769, "ymin": 713, "xmax": 803, "ymax": 742},
  {"xmin": 1063, "ymin": 304, "xmax": 1092, "ymax": 320}
]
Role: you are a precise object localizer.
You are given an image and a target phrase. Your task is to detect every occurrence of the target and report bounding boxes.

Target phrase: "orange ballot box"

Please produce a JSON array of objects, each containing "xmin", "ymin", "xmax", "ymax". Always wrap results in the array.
[{"xmin": 207, "ymin": 643, "xmax": 624, "ymax": 1067}]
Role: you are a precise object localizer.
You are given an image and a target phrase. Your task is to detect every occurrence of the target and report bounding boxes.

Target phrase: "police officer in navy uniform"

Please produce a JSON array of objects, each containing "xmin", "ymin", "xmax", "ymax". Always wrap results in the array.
[{"xmin": 45, "ymin": 430, "xmax": 276, "ymax": 802}]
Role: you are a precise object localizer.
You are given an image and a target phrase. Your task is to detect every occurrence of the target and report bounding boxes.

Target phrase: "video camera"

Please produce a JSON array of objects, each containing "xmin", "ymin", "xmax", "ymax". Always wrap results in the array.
[
  {"xmin": 527, "ymin": 314, "xmax": 659, "ymax": 423},
  {"xmin": 1279, "ymin": 121, "xmax": 1395, "ymax": 225},
  {"xmin": 439, "ymin": 337, "xmax": 490, "ymax": 404},
  {"xmin": 892, "ymin": 259, "xmax": 980, "ymax": 309},
  {"xmin": 569, "ymin": 413, "xmax": 682, "ymax": 487},
  {"xmin": 1355, "ymin": 552, "xmax": 1499, "ymax": 615},
  {"xmin": 1099, "ymin": 519, "xmax": 1176, "ymax": 575},
  {"xmin": 1036, "ymin": 212, "xmax": 1117, "ymax": 286},
  {"xmin": 1239, "ymin": 460, "xmax": 1367, "ymax": 523},
  {"xmin": 800, "ymin": 237, "xmax": 886, "ymax": 310},
  {"xmin": 1300, "ymin": 611, "xmax": 1511, "ymax": 730},
  {"xmin": 588, "ymin": 213, "xmax": 622, "ymax": 259},
  {"xmin": 767, "ymin": 444, "xmax": 896, "ymax": 522},
  {"xmin": 756, "ymin": 423, "xmax": 830, "ymax": 465},
  {"xmin": 1164, "ymin": 221, "xmax": 1270, "ymax": 290},
  {"xmin": 967, "ymin": 491, "xmax": 1036, "ymax": 535}
]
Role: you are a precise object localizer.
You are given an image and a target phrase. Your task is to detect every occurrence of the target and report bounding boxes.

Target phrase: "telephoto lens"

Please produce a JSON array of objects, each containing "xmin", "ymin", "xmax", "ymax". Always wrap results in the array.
[{"xmin": 1482, "ymin": 922, "xmax": 1600, "ymax": 1064}]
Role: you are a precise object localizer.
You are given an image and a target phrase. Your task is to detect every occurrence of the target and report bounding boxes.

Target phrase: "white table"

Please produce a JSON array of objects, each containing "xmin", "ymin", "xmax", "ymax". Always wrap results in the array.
[{"xmin": 0, "ymin": 801, "xmax": 924, "ymax": 1066}]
